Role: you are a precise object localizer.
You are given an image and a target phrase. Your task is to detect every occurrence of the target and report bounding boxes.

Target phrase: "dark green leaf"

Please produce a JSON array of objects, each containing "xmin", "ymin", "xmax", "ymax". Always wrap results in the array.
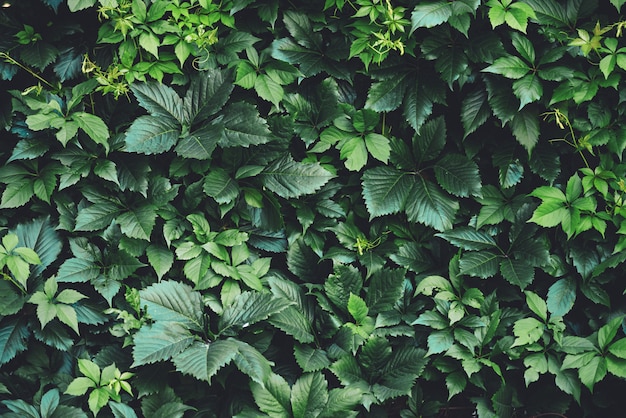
[
  {"xmin": 183, "ymin": 69, "xmax": 234, "ymax": 125},
  {"xmin": 140, "ymin": 280, "xmax": 205, "ymax": 332},
  {"xmin": 0, "ymin": 318, "xmax": 29, "ymax": 365},
  {"xmin": 172, "ymin": 339, "xmax": 238, "ymax": 383},
  {"xmin": 361, "ymin": 166, "xmax": 411, "ymax": 217},
  {"xmin": 459, "ymin": 251, "xmax": 500, "ymax": 278},
  {"xmin": 261, "ymin": 155, "xmax": 334, "ymax": 198},
  {"xmin": 436, "ymin": 227, "xmax": 497, "ymax": 251},
  {"xmin": 405, "ymin": 177, "xmax": 459, "ymax": 232},
  {"xmin": 132, "ymin": 322, "xmax": 195, "ymax": 367},
  {"xmin": 291, "ymin": 372, "xmax": 328, "ymax": 418},
  {"xmin": 433, "ymin": 154, "xmax": 482, "ymax": 197},
  {"xmin": 461, "ymin": 88, "xmax": 491, "ymax": 138},
  {"xmin": 500, "ymin": 258, "xmax": 534, "ymax": 289},
  {"xmin": 125, "ymin": 116, "xmax": 180, "ymax": 155},
  {"xmin": 411, "ymin": 1, "xmax": 453, "ymax": 32},
  {"xmin": 131, "ymin": 81, "xmax": 184, "ymax": 124}
]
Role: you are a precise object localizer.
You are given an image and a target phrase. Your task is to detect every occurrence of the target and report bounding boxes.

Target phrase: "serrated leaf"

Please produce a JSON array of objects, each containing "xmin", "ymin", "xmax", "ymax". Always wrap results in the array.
[
  {"xmin": 203, "ymin": 168, "xmax": 239, "ymax": 204},
  {"xmin": 251, "ymin": 373, "xmax": 292, "ymax": 418},
  {"xmin": 67, "ymin": 0, "xmax": 96, "ymax": 11},
  {"xmin": 175, "ymin": 123, "xmax": 222, "ymax": 160},
  {"xmin": 220, "ymin": 102, "xmax": 273, "ymax": 148},
  {"xmin": 56, "ymin": 258, "xmax": 100, "ymax": 283},
  {"xmin": 268, "ymin": 306, "xmax": 315, "ymax": 343},
  {"xmin": 132, "ymin": 322, "xmax": 194, "ymax": 366},
  {"xmin": 172, "ymin": 339, "xmax": 238, "ymax": 383},
  {"xmin": 291, "ymin": 372, "xmax": 328, "ymax": 418},
  {"xmin": 183, "ymin": 69, "xmax": 234, "ymax": 125},
  {"xmin": 578, "ymin": 356, "xmax": 606, "ymax": 392},
  {"xmin": 131, "ymin": 81, "xmax": 184, "ymax": 124},
  {"xmin": 261, "ymin": 155, "xmax": 334, "ymax": 198},
  {"xmin": 461, "ymin": 89, "xmax": 491, "ymax": 138},
  {"xmin": 411, "ymin": 1, "xmax": 453, "ymax": 32},
  {"xmin": 413, "ymin": 116, "xmax": 446, "ymax": 163},
  {"xmin": 125, "ymin": 116, "xmax": 180, "ymax": 155},
  {"xmin": 140, "ymin": 280, "xmax": 204, "ymax": 332},
  {"xmin": 365, "ymin": 268, "xmax": 405, "ymax": 314},
  {"xmin": 500, "ymin": 258, "xmax": 534, "ymax": 289},
  {"xmin": 146, "ymin": 245, "xmax": 174, "ymax": 280},
  {"xmin": 219, "ymin": 291, "xmax": 293, "ymax": 333},
  {"xmin": 0, "ymin": 318, "xmax": 29, "ymax": 365},
  {"xmin": 459, "ymin": 251, "xmax": 500, "ymax": 278},
  {"xmin": 433, "ymin": 154, "xmax": 482, "ymax": 197},
  {"xmin": 524, "ymin": 291, "xmax": 547, "ymax": 322},
  {"xmin": 483, "ymin": 55, "xmax": 530, "ymax": 79},
  {"xmin": 427, "ymin": 330, "xmax": 454, "ymax": 354},
  {"xmin": 405, "ymin": 177, "xmax": 459, "ymax": 232},
  {"xmin": 436, "ymin": 227, "xmax": 497, "ymax": 251},
  {"xmin": 511, "ymin": 109, "xmax": 539, "ymax": 152},
  {"xmin": 0, "ymin": 180, "xmax": 34, "ymax": 209},
  {"xmin": 72, "ymin": 112, "xmax": 110, "ymax": 148},
  {"xmin": 365, "ymin": 74, "xmax": 408, "ymax": 112},
  {"xmin": 512, "ymin": 74, "xmax": 543, "ymax": 109},
  {"xmin": 547, "ymin": 278, "xmax": 576, "ymax": 317},
  {"xmin": 254, "ymin": 74, "xmax": 284, "ymax": 108},
  {"xmin": 294, "ymin": 345, "xmax": 331, "ymax": 372},
  {"xmin": 361, "ymin": 166, "xmax": 411, "ymax": 217}
]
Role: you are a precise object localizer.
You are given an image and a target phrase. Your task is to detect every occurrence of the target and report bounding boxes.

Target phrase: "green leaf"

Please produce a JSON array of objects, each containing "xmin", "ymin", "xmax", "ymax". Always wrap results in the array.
[
  {"xmin": 433, "ymin": 154, "xmax": 481, "ymax": 198},
  {"xmin": 524, "ymin": 291, "xmax": 547, "ymax": 322},
  {"xmin": 347, "ymin": 293, "xmax": 368, "ymax": 324},
  {"xmin": 598, "ymin": 316, "xmax": 624, "ymax": 350},
  {"xmin": 117, "ymin": 205, "xmax": 157, "ymax": 241},
  {"xmin": 461, "ymin": 89, "xmax": 491, "ymax": 138},
  {"xmin": 608, "ymin": 338, "xmax": 626, "ymax": 359},
  {"xmin": 131, "ymin": 81, "xmax": 184, "ymax": 124},
  {"xmin": 415, "ymin": 275, "xmax": 453, "ymax": 296},
  {"xmin": 483, "ymin": 56, "xmax": 530, "ymax": 79},
  {"xmin": 172, "ymin": 339, "xmax": 238, "ymax": 383},
  {"xmin": 436, "ymin": 227, "xmax": 497, "ymax": 251},
  {"xmin": 125, "ymin": 116, "xmax": 180, "ymax": 155},
  {"xmin": 55, "ymin": 304, "xmax": 80, "ymax": 334},
  {"xmin": 132, "ymin": 322, "xmax": 195, "ymax": 366},
  {"xmin": 12, "ymin": 217, "xmax": 61, "ymax": 277},
  {"xmin": 72, "ymin": 112, "xmax": 110, "ymax": 149},
  {"xmin": 261, "ymin": 155, "xmax": 334, "ymax": 198},
  {"xmin": 500, "ymin": 258, "xmax": 534, "ymax": 289},
  {"xmin": 146, "ymin": 245, "xmax": 174, "ymax": 280},
  {"xmin": 254, "ymin": 74, "xmax": 284, "ymax": 108},
  {"xmin": 175, "ymin": 123, "xmax": 222, "ymax": 160},
  {"xmin": 56, "ymin": 258, "xmax": 100, "ymax": 283},
  {"xmin": 365, "ymin": 74, "xmax": 408, "ymax": 112},
  {"xmin": 411, "ymin": 1, "xmax": 453, "ymax": 32},
  {"xmin": 364, "ymin": 133, "xmax": 390, "ymax": 164},
  {"xmin": 65, "ymin": 377, "xmax": 96, "ymax": 396},
  {"xmin": 446, "ymin": 371, "xmax": 467, "ymax": 400},
  {"xmin": 510, "ymin": 108, "xmax": 539, "ymax": 152},
  {"xmin": 291, "ymin": 372, "xmax": 328, "ymax": 418},
  {"xmin": 361, "ymin": 167, "xmax": 411, "ymax": 217},
  {"xmin": 140, "ymin": 280, "xmax": 205, "ymax": 332},
  {"xmin": 0, "ymin": 180, "xmax": 34, "ymax": 209},
  {"xmin": 547, "ymin": 278, "xmax": 576, "ymax": 317},
  {"xmin": 294, "ymin": 345, "xmax": 331, "ymax": 372},
  {"xmin": 231, "ymin": 339, "xmax": 273, "ymax": 384},
  {"xmin": 183, "ymin": 69, "xmax": 234, "ymax": 125},
  {"xmin": 268, "ymin": 306, "xmax": 315, "ymax": 343},
  {"xmin": 413, "ymin": 116, "xmax": 446, "ymax": 163},
  {"xmin": 220, "ymin": 102, "xmax": 273, "ymax": 148},
  {"xmin": 405, "ymin": 177, "xmax": 459, "ymax": 232},
  {"xmin": 578, "ymin": 356, "xmax": 606, "ymax": 392},
  {"xmin": 219, "ymin": 291, "xmax": 293, "ymax": 333},
  {"xmin": 67, "ymin": 0, "xmax": 96, "ymax": 11},
  {"xmin": 528, "ymin": 201, "xmax": 569, "ymax": 228},
  {"xmin": 427, "ymin": 330, "xmax": 454, "ymax": 354},
  {"xmin": 203, "ymin": 168, "xmax": 240, "ymax": 204},
  {"xmin": 0, "ymin": 318, "xmax": 29, "ymax": 365},
  {"xmin": 250, "ymin": 373, "xmax": 292, "ymax": 418},
  {"xmin": 511, "ymin": 317, "xmax": 545, "ymax": 347},
  {"xmin": 459, "ymin": 251, "xmax": 500, "ymax": 278},
  {"xmin": 512, "ymin": 74, "xmax": 543, "ymax": 109},
  {"xmin": 365, "ymin": 268, "xmax": 405, "ymax": 314}
]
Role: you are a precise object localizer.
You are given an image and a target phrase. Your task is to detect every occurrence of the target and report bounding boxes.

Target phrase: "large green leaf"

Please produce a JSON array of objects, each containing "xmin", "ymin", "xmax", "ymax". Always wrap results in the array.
[
  {"xmin": 268, "ymin": 306, "xmax": 315, "ymax": 343},
  {"xmin": 433, "ymin": 154, "xmax": 482, "ymax": 197},
  {"xmin": 510, "ymin": 108, "xmax": 539, "ymax": 152},
  {"xmin": 413, "ymin": 116, "xmax": 446, "ymax": 164},
  {"xmin": 459, "ymin": 251, "xmax": 501, "ymax": 278},
  {"xmin": 12, "ymin": 216, "xmax": 61, "ymax": 277},
  {"xmin": 361, "ymin": 166, "xmax": 412, "ymax": 217},
  {"xmin": 291, "ymin": 372, "xmax": 329, "ymax": 418},
  {"xmin": 219, "ymin": 102, "xmax": 273, "ymax": 148},
  {"xmin": 411, "ymin": 1, "xmax": 453, "ymax": 32},
  {"xmin": 547, "ymin": 278, "xmax": 576, "ymax": 317},
  {"xmin": 140, "ymin": 280, "xmax": 205, "ymax": 332},
  {"xmin": 261, "ymin": 155, "xmax": 334, "ymax": 199},
  {"xmin": 294, "ymin": 345, "xmax": 331, "ymax": 372},
  {"xmin": 203, "ymin": 168, "xmax": 240, "ymax": 204},
  {"xmin": 365, "ymin": 268, "xmax": 405, "ymax": 314},
  {"xmin": 56, "ymin": 258, "xmax": 100, "ymax": 283},
  {"xmin": 500, "ymin": 258, "xmax": 534, "ymax": 289},
  {"xmin": 405, "ymin": 177, "xmax": 459, "ymax": 232},
  {"xmin": 131, "ymin": 81, "xmax": 184, "ymax": 124},
  {"xmin": 436, "ymin": 227, "xmax": 498, "ymax": 251},
  {"xmin": 172, "ymin": 339, "xmax": 238, "ymax": 383},
  {"xmin": 183, "ymin": 68, "xmax": 234, "ymax": 125},
  {"xmin": 175, "ymin": 123, "xmax": 222, "ymax": 160},
  {"xmin": 365, "ymin": 74, "xmax": 409, "ymax": 112},
  {"xmin": 375, "ymin": 346, "xmax": 428, "ymax": 400},
  {"xmin": 117, "ymin": 204, "xmax": 157, "ymax": 240},
  {"xmin": 251, "ymin": 373, "xmax": 292, "ymax": 418},
  {"xmin": 125, "ymin": 116, "xmax": 180, "ymax": 155},
  {"xmin": 219, "ymin": 291, "xmax": 293, "ymax": 334},
  {"xmin": 461, "ymin": 88, "xmax": 491, "ymax": 138},
  {"xmin": 132, "ymin": 322, "xmax": 195, "ymax": 367}
]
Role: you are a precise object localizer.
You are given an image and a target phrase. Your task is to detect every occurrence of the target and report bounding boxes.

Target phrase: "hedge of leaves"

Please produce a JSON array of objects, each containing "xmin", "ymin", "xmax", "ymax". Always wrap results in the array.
[{"xmin": 2, "ymin": 0, "xmax": 626, "ymax": 416}]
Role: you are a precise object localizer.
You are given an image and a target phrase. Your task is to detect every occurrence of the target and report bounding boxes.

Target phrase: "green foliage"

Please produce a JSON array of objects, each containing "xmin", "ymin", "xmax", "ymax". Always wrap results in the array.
[{"xmin": 3, "ymin": 0, "xmax": 626, "ymax": 416}]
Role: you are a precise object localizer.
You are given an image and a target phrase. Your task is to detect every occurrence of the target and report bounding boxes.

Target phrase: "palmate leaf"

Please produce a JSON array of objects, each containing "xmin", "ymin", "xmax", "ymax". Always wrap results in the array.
[
  {"xmin": 251, "ymin": 373, "xmax": 292, "ymax": 418},
  {"xmin": 183, "ymin": 68, "xmax": 234, "ymax": 125},
  {"xmin": 172, "ymin": 339, "xmax": 238, "ymax": 383},
  {"xmin": 361, "ymin": 166, "xmax": 412, "ymax": 217},
  {"xmin": 219, "ymin": 291, "xmax": 293, "ymax": 333},
  {"xmin": 131, "ymin": 81, "xmax": 185, "ymax": 124},
  {"xmin": 12, "ymin": 216, "xmax": 61, "ymax": 277},
  {"xmin": 433, "ymin": 154, "xmax": 482, "ymax": 197},
  {"xmin": 125, "ymin": 116, "xmax": 180, "ymax": 155},
  {"xmin": 405, "ymin": 176, "xmax": 459, "ymax": 232},
  {"xmin": 291, "ymin": 372, "xmax": 329, "ymax": 418},
  {"xmin": 140, "ymin": 280, "xmax": 205, "ymax": 332},
  {"xmin": 261, "ymin": 155, "xmax": 334, "ymax": 199},
  {"xmin": 132, "ymin": 322, "xmax": 195, "ymax": 367}
]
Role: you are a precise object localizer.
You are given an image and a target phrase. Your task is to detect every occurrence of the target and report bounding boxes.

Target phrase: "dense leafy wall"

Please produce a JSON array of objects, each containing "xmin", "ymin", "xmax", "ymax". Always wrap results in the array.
[{"xmin": 2, "ymin": 0, "xmax": 626, "ymax": 416}]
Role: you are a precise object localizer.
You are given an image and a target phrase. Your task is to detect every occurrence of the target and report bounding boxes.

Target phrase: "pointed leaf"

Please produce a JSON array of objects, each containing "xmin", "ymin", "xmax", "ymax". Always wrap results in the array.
[
  {"xmin": 203, "ymin": 168, "xmax": 239, "ymax": 204},
  {"xmin": 294, "ymin": 345, "xmax": 331, "ymax": 372},
  {"xmin": 0, "ymin": 318, "xmax": 29, "ymax": 365},
  {"xmin": 125, "ymin": 116, "xmax": 180, "ymax": 155},
  {"xmin": 411, "ymin": 1, "xmax": 453, "ymax": 32},
  {"xmin": 405, "ymin": 177, "xmax": 459, "ymax": 232},
  {"xmin": 459, "ymin": 251, "xmax": 500, "ymax": 278},
  {"xmin": 547, "ymin": 278, "xmax": 576, "ymax": 317},
  {"xmin": 146, "ymin": 245, "xmax": 174, "ymax": 280},
  {"xmin": 461, "ymin": 89, "xmax": 491, "ymax": 138},
  {"xmin": 219, "ymin": 291, "xmax": 293, "ymax": 333},
  {"xmin": 131, "ymin": 81, "xmax": 184, "ymax": 124},
  {"xmin": 511, "ymin": 108, "xmax": 539, "ymax": 152},
  {"xmin": 220, "ymin": 102, "xmax": 273, "ymax": 148},
  {"xmin": 140, "ymin": 280, "xmax": 204, "ymax": 332},
  {"xmin": 433, "ymin": 154, "xmax": 482, "ymax": 197},
  {"xmin": 291, "ymin": 372, "xmax": 329, "ymax": 418},
  {"xmin": 436, "ymin": 227, "xmax": 497, "ymax": 250},
  {"xmin": 362, "ymin": 166, "xmax": 411, "ymax": 217},
  {"xmin": 365, "ymin": 74, "xmax": 408, "ymax": 112},
  {"xmin": 132, "ymin": 322, "xmax": 195, "ymax": 366},
  {"xmin": 261, "ymin": 155, "xmax": 334, "ymax": 198},
  {"xmin": 172, "ymin": 339, "xmax": 238, "ymax": 383},
  {"xmin": 500, "ymin": 258, "xmax": 534, "ymax": 289},
  {"xmin": 184, "ymin": 69, "xmax": 234, "ymax": 125},
  {"xmin": 251, "ymin": 373, "xmax": 292, "ymax": 418},
  {"xmin": 175, "ymin": 123, "xmax": 222, "ymax": 160}
]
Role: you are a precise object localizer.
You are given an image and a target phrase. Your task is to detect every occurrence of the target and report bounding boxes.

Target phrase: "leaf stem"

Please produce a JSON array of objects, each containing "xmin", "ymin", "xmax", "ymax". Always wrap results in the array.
[{"xmin": 0, "ymin": 52, "xmax": 57, "ymax": 90}]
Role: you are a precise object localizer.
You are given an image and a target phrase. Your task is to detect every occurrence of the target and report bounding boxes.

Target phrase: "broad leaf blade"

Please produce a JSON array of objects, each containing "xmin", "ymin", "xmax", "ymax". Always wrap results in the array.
[
  {"xmin": 140, "ymin": 280, "xmax": 205, "ymax": 332},
  {"xmin": 125, "ymin": 116, "xmax": 180, "ymax": 155},
  {"xmin": 132, "ymin": 322, "xmax": 195, "ymax": 367},
  {"xmin": 261, "ymin": 155, "xmax": 334, "ymax": 199},
  {"xmin": 361, "ymin": 166, "xmax": 411, "ymax": 218},
  {"xmin": 405, "ymin": 177, "xmax": 459, "ymax": 232}
]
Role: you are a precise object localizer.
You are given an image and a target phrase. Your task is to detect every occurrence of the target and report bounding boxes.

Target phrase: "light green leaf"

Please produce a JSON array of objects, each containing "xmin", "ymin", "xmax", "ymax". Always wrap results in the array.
[
  {"xmin": 511, "ymin": 317, "xmax": 545, "ymax": 347},
  {"xmin": 598, "ymin": 316, "xmax": 624, "ymax": 350},
  {"xmin": 72, "ymin": 112, "xmax": 110, "ymax": 148},
  {"xmin": 340, "ymin": 136, "xmax": 368, "ymax": 171},
  {"xmin": 427, "ymin": 330, "xmax": 454, "ymax": 354},
  {"xmin": 139, "ymin": 31, "xmax": 160, "ymax": 58},
  {"xmin": 347, "ymin": 293, "xmax": 368, "ymax": 324},
  {"xmin": 411, "ymin": 1, "xmax": 453, "ymax": 32},
  {"xmin": 364, "ymin": 133, "xmax": 390, "ymax": 164},
  {"xmin": 483, "ymin": 56, "xmax": 530, "ymax": 79},
  {"xmin": 67, "ymin": 0, "xmax": 96, "ymax": 11},
  {"xmin": 405, "ymin": 177, "xmax": 459, "ymax": 232},
  {"xmin": 608, "ymin": 338, "xmax": 626, "ymax": 359},
  {"xmin": 55, "ymin": 304, "xmax": 80, "ymax": 334},
  {"xmin": 261, "ymin": 155, "xmax": 334, "ymax": 198},
  {"xmin": 528, "ymin": 201, "xmax": 569, "ymax": 228},
  {"xmin": 578, "ymin": 356, "xmax": 606, "ymax": 392},
  {"xmin": 524, "ymin": 291, "xmax": 547, "ymax": 322},
  {"xmin": 65, "ymin": 377, "xmax": 96, "ymax": 396},
  {"xmin": 146, "ymin": 245, "xmax": 174, "ymax": 280}
]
